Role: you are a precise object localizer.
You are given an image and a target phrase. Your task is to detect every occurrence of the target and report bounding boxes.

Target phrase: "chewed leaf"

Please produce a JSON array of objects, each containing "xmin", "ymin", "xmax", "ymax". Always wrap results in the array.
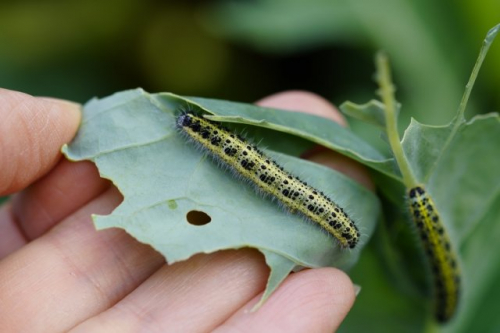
[{"xmin": 62, "ymin": 88, "xmax": 380, "ymax": 305}]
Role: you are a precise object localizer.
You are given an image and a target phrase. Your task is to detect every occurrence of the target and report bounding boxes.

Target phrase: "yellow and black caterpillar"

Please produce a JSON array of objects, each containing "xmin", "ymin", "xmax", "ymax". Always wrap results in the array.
[
  {"xmin": 408, "ymin": 186, "xmax": 460, "ymax": 322},
  {"xmin": 177, "ymin": 112, "xmax": 360, "ymax": 249}
]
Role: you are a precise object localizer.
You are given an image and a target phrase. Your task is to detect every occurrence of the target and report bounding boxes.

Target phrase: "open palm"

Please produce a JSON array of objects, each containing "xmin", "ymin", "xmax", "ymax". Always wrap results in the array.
[{"xmin": 0, "ymin": 89, "xmax": 368, "ymax": 333}]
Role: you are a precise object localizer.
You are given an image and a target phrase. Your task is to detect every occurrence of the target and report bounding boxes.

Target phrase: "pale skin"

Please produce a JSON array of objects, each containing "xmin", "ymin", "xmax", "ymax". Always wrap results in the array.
[{"xmin": 0, "ymin": 88, "xmax": 373, "ymax": 332}]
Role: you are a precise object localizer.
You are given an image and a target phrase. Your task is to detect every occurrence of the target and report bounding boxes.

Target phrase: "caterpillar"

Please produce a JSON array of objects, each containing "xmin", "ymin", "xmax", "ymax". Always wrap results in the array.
[
  {"xmin": 408, "ymin": 186, "xmax": 460, "ymax": 322},
  {"xmin": 176, "ymin": 112, "xmax": 360, "ymax": 249}
]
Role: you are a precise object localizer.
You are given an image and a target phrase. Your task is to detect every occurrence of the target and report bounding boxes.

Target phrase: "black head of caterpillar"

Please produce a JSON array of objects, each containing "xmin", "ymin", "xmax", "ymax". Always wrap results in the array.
[
  {"xmin": 176, "ymin": 112, "xmax": 360, "ymax": 249},
  {"xmin": 408, "ymin": 186, "xmax": 461, "ymax": 323}
]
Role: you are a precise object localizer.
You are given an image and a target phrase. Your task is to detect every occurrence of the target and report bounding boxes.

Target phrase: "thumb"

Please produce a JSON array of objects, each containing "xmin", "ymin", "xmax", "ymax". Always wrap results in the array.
[{"xmin": 0, "ymin": 89, "xmax": 81, "ymax": 195}]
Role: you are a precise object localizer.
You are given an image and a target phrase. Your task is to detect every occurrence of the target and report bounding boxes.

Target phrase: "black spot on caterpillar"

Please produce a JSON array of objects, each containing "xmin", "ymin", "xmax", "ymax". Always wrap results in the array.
[
  {"xmin": 408, "ymin": 186, "xmax": 460, "ymax": 322},
  {"xmin": 176, "ymin": 112, "xmax": 360, "ymax": 249}
]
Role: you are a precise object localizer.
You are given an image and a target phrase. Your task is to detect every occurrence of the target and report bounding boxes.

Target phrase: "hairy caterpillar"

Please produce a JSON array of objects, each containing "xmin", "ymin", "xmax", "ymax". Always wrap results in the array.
[
  {"xmin": 176, "ymin": 112, "xmax": 360, "ymax": 249},
  {"xmin": 408, "ymin": 186, "xmax": 460, "ymax": 322}
]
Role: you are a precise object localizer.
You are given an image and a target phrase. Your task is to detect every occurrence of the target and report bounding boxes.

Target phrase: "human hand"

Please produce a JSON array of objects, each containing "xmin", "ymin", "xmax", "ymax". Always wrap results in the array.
[{"xmin": 0, "ymin": 88, "xmax": 371, "ymax": 332}]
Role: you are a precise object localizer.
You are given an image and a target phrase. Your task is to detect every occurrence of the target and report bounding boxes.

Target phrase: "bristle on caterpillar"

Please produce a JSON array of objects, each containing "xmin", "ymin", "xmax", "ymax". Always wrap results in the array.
[
  {"xmin": 408, "ymin": 186, "xmax": 461, "ymax": 322},
  {"xmin": 176, "ymin": 112, "xmax": 360, "ymax": 249}
]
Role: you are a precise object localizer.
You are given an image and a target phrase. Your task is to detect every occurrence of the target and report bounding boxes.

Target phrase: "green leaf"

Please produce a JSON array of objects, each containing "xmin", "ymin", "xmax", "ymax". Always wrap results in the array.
[
  {"xmin": 402, "ymin": 114, "xmax": 500, "ymax": 241},
  {"xmin": 62, "ymin": 88, "xmax": 380, "ymax": 305},
  {"xmin": 178, "ymin": 95, "xmax": 398, "ymax": 180},
  {"xmin": 452, "ymin": 193, "xmax": 500, "ymax": 332},
  {"xmin": 339, "ymin": 91, "xmax": 500, "ymax": 331},
  {"xmin": 401, "ymin": 114, "xmax": 500, "ymax": 332},
  {"xmin": 340, "ymin": 100, "xmax": 391, "ymax": 129}
]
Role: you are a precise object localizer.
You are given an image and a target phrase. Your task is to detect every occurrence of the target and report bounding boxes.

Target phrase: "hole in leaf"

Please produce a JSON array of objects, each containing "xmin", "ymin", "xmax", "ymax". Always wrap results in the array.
[{"xmin": 186, "ymin": 210, "xmax": 212, "ymax": 226}]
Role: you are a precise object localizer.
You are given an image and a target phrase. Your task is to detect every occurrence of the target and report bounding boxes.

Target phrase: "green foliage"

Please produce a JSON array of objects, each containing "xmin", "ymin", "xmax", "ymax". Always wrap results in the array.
[{"xmin": 339, "ymin": 25, "xmax": 500, "ymax": 332}]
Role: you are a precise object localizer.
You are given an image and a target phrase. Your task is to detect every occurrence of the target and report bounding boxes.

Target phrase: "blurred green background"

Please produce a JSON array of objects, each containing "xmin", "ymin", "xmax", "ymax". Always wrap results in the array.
[{"xmin": 1, "ymin": 0, "xmax": 498, "ymax": 127}]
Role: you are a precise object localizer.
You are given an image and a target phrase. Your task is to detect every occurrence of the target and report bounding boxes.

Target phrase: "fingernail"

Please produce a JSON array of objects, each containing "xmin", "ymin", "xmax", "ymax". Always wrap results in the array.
[{"xmin": 353, "ymin": 284, "xmax": 362, "ymax": 297}]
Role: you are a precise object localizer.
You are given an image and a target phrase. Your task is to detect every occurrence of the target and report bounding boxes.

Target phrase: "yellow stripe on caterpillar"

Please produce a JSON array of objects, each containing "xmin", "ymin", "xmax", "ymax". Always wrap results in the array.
[
  {"xmin": 408, "ymin": 186, "xmax": 461, "ymax": 322},
  {"xmin": 177, "ymin": 112, "xmax": 360, "ymax": 249}
]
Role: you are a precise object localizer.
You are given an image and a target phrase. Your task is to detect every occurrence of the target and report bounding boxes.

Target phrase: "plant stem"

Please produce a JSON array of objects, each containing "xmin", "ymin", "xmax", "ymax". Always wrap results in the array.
[
  {"xmin": 455, "ymin": 23, "xmax": 500, "ymax": 125},
  {"xmin": 375, "ymin": 52, "xmax": 417, "ymax": 188}
]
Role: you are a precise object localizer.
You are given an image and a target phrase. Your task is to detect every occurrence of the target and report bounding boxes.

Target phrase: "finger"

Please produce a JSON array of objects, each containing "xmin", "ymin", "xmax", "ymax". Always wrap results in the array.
[
  {"xmin": 0, "ymin": 187, "xmax": 164, "ymax": 333},
  {"xmin": 304, "ymin": 149, "xmax": 375, "ymax": 191},
  {"xmin": 256, "ymin": 90, "xmax": 348, "ymax": 127},
  {"xmin": 214, "ymin": 268, "xmax": 355, "ymax": 333},
  {"xmin": 10, "ymin": 159, "xmax": 110, "ymax": 241},
  {"xmin": 71, "ymin": 249, "xmax": 269, "ymax": 333},
  {"xmin": 257, "ymin": 90, "xmax": 374, "ymax": 190},
  {"xmin": 0, "ymin": 89, "xmax": 81, "ymax": 195},
  {"xmin": 0, "ymin": 159, "xmax": 110, "ymax": 258},
  {"xmin": 0, "ymin": 202, "xmax": 26, "ymax": 257}
]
